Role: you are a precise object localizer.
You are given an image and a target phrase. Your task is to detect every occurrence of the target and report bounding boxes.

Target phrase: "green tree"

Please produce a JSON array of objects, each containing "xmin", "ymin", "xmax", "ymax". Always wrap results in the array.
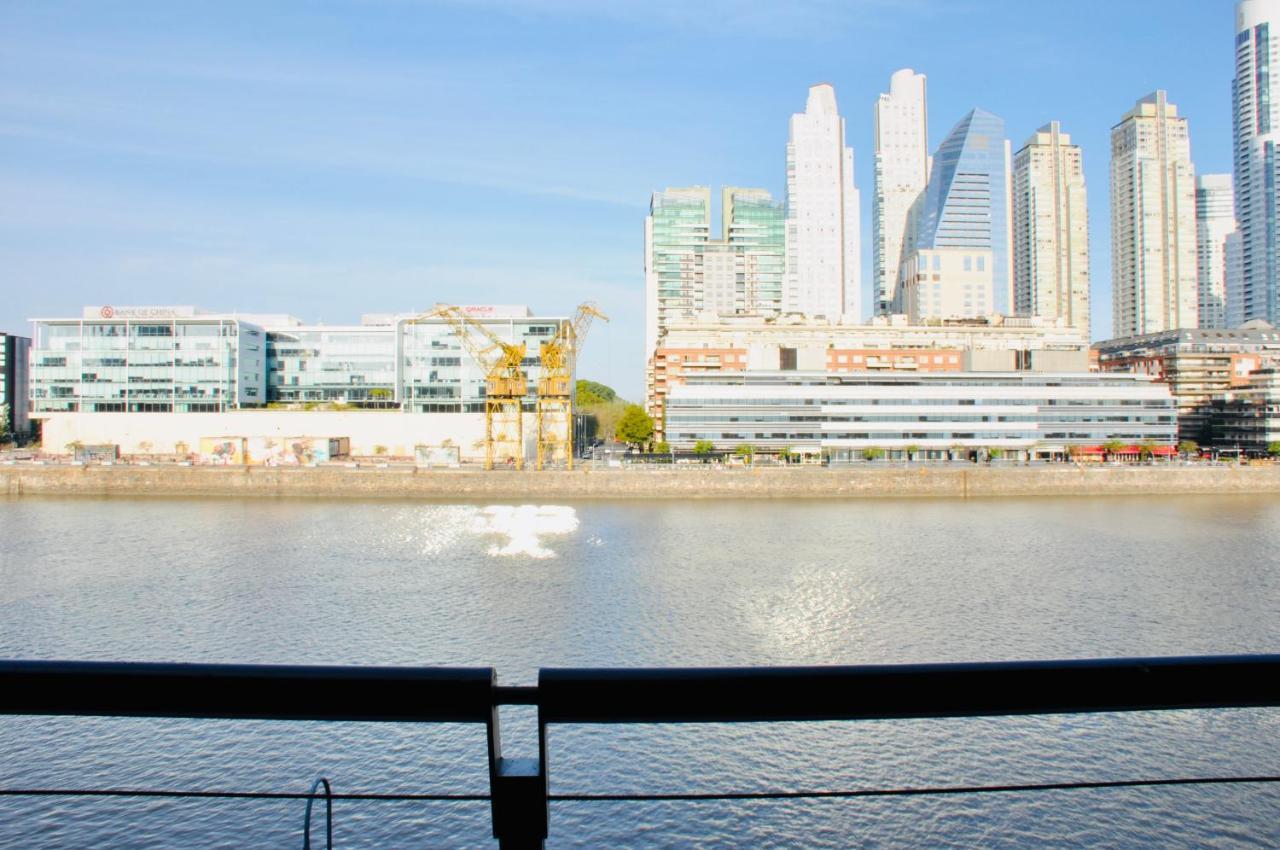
[
  {"xmin": 1178, "ymin": 440, "xmax": 1199, "ymax": 456},
  {"xmin": 778, "ymin": 446, "xmax": 794, "ymax": 464},
  {"xmin": 987, "ymin": 448, "xmax": 1005, "ymax": 461},
  {"xmin": 576, "ymin": 380, "xmax": 618, "ymax": 406},
  {"xmin": 1103, "ymin": 440, "xmax": 1126, "ymax": 457},
  {"xmin": 654, "ymin": 441, "xmax": 671, "ymax": 454},
  {"xmin": 905, "ymin": 444, "xmax": 920, "ymax": 462},
  {"xmin": 0, "ymin": 403, "xmax": 9, "ymax": 442},
  {"xmin": 1268, "ymin": 442, "xmax": 1280, "ymax": 458},
  {"xmin": 369, "ymin": 388, "xmax": 392, "ymax": 401},
  {"xmin": 693, "ymin": 440, "xmax": 715, "ymax": 457},
  {"xmin": 863, "ymin": 447, "xmax": 885, "ymax": 461},
  {"xmin": 734, "ymin": 444, "xmax": 755, "ymax": 464},
  {"xmin": 1138, "ymin": 440, "xmax": 1158, "ymax": 461},
  {"xmin": 615, "ymin": 404, "xmax": 655, "ymax": 448}
]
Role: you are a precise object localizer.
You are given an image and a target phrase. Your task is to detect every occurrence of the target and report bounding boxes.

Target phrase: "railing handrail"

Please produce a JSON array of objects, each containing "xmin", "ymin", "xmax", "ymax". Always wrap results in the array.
[
  {"xmin": 537, "ymin": 655, "xmax": 1280, "ymax": 724},
  {"xmin": 3, "ymin": 654, "xmax": 1279, "ymax": 849},
  {"xmin": 0, "ymin": 660, "xmax": 496, "ymax": 723}
]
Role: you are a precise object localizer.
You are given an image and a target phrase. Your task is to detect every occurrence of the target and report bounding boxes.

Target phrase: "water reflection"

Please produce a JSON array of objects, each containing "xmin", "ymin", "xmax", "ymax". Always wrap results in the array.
[{"xmin": 474, "ymin": 505, "xmax": 579, "ymax": 559}]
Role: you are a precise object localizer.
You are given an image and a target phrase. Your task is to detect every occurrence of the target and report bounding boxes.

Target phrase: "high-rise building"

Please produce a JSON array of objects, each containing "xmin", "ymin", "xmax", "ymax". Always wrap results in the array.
[
  {"xmin": 1227, "ymin": 231, "xmax": 1247, "ymax": 327},
  {"xmin": 2, "ymin": 333, "xmax": 31, "ymax": 439},
  {"xmin": 1196, "ymin": 174, "xmax": 1237, "ymax": 329},
  {"xmin": 644, "ymin": 186, "xmax": 711, "ymax": 363},
  {"xmin": 903, "ymin": 109, "xmax": 1012, "ymax": 321},
  {"xmin": 1231, "ymin": 0, "xmax": 1280, "ymax": 325},
  {"xmin": 872, "ymin": 69, "xmax": 930, "ymax": 316},
  {"xmin": 785, "ymin": 83, "xmax": 861, "ymax": 321},
  {"xmin": 722, "ymin": 187, "xmax": 786, "ymax": 317},
  {"xmin": 1012, "ymin": 122, "xmax": 1091, "ymax": 337},
  {"xmin": 1110, "ymin": 91, "xmax": 1198, "ymax": 338}
]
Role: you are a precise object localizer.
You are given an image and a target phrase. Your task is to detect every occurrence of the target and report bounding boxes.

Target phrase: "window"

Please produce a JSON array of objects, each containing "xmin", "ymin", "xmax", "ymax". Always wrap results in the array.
[
  {"xmin": 964, "ymin": 256, "xmax": 973, "ymax": 272},
  {"xmin": 977, "ymin": 256, "xmax": 986, "ymax": 272}
]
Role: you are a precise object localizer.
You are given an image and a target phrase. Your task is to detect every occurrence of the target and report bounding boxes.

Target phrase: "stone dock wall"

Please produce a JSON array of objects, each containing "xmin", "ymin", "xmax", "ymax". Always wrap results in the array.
[{"xmin": 4, "ymin": 464, "xmax": 1280, "ymax": 501}]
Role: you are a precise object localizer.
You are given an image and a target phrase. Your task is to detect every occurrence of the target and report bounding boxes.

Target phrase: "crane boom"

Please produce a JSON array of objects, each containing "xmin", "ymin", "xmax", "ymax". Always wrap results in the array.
[{"xmin": 536, "ymin": 302, "xmax": 609, "ymax": 470}]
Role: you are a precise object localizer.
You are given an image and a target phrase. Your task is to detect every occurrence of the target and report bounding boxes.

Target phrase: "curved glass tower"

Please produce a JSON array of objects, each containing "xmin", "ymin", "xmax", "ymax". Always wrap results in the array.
[{"xmin": 916, "ymin": 109, "xmax": 1013, "ymax": 314}]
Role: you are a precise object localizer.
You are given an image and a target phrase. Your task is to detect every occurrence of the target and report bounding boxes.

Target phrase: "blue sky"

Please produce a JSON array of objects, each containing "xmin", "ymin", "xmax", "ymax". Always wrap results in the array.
[{"xmin": 0, "ymin": 0, "xmax": 1241, "ymax": 401}]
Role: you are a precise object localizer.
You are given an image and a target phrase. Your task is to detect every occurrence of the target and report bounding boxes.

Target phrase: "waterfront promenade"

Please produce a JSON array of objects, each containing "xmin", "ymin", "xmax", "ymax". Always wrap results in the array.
[{"xmin": 4, "ymin": 463, "xmax": 1280, "ymax": 500}]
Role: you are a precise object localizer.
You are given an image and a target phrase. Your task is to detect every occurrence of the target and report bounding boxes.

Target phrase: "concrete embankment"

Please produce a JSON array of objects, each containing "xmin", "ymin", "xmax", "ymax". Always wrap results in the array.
[{"xmin": 4, "ymin": 464, "xmax": 1280, "ymax": 501}]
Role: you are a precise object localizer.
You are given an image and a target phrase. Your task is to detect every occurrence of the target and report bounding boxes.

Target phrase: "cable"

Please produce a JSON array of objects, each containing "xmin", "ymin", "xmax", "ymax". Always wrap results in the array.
[
  {"xmin": 548, "ymin": 774, "xmax": 1280, "ymax": 802},
  {"xmin": 2, "ymin": 774, "xmax": 1278, "ymax": 805}
]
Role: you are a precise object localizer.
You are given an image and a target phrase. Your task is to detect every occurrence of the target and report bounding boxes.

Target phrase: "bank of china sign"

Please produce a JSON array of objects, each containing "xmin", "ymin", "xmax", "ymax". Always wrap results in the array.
[{"xmin": 84, "ymin": 306, "xmax": 197, "ymax": 320}]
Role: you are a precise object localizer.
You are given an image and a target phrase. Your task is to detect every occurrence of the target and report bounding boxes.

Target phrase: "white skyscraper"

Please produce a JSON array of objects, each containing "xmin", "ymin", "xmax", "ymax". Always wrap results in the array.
[
  {"xmin": 872, "ymin": 69, "xmax": 930, "ymax": 316},
  {"xmin": 1232, "ymin": 0, "xmax": 1280, "ymax": 325},
  {"xmin": 785, "ymin": 83, "xmax": 861, "ymax": 321},
  {"xmin": 1195, "ymin": 174, "xmax": 1237, "ymax": 329},
  {"xmin": 1110, "ymin": 92, "xmax": 1199, "ymax": 338},
  {"xmin": 1012, "ymin": 122, "xmax": 1091, "ymax": 337}
]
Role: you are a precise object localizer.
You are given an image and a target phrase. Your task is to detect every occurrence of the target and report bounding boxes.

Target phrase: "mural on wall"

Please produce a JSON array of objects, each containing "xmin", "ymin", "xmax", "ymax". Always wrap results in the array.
[{"xmin": 198, "ymin": 438, "xmax": 245, "ymax": 465}]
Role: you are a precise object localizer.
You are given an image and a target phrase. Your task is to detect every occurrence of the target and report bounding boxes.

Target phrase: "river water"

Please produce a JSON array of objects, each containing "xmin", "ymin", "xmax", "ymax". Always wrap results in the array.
[{"xmin": 1, "ymin": 495, "xmax": 1278, "ymax": 848}]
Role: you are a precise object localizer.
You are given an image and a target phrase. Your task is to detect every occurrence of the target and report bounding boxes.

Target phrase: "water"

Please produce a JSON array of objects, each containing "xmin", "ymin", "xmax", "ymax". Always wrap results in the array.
[{"xmin": 1, "ymin": 495, "xmax": 1278, "ymax": 848}]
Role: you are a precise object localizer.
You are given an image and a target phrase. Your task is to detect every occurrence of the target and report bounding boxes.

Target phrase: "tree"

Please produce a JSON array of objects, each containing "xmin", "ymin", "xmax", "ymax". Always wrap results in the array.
[
  {"xmin": 0, "ymin": 403, "xmax": 9, "ymax": 443},
  {"xmin": 576, "ymin": 380, "xmax": 618, "ymax": 406},
  {"xmin": 987, "ymin": 448, "xmax": 1004, "ymax": 461},
  {"xmin": 615, "ymin": 404, "xmax": 655, "ymax": 448},
  {"xmin": 734, "ymin": 444, "xmax": 755, "ymax": 464},
  {"xmin": 1138, "ymin": 441, "xmax": 1158, "ymax": 461},
  {"xmin": 369, "ymin": 388, "xmax": 392, "ymax": 401},
  {"xmin": 1269, "ymin": 441, "xmax": 1280, "ymax": 458},
  {"xmin": 905, "ymin": 444, "xmax": 920, "ymax": 463},
  {"xmin": 1103, "ymin": 440, "xmax": 1126, "ymax": 457},
  {"xmin": 779, "ymin": 446, "xmax": 794, "ymax": 464},
  {"xmin": 693, "ymin": 440, "xmax": 715, "ymax": 457},
  {"xmin": 863, "ymin": 447, "xmax": 885, "ymax": 462},
  {"xmin": 1178, "ymin": 440, "xmax": 1199, "ymax": 457},
  {"xmin": 654, "ymin": 441, "xmax": 671, "ymax": 454}
]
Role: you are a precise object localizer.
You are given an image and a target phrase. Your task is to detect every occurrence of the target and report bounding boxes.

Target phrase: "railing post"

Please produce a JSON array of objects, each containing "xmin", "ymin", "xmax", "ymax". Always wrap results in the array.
[{"xmin": 487, "ymin": 704, "xmax": 548, "ymax": 849}]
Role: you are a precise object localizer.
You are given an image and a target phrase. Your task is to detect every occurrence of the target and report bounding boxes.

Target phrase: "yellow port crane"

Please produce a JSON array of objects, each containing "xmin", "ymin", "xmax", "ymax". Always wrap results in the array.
[
  {"xmin": 536, "ymin": 303, "xmax": 609, "ymax": 470},
  {"xmin": 410, "ymin": 305, "xmax": 528, "ymax": 471}
]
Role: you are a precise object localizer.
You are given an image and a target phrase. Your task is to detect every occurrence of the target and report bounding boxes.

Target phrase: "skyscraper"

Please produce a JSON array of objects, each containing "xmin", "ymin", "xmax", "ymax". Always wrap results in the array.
[
  {"xmin": 1195, "ymin": 174, "xmax": 1237, "ymax": 329},
  {"xmin": 1110, "ymin": 92, "xmax": 1198, "ymax": 338},
  {"xmin": 785, "ymin": 83, "xmax": 861, "ymax": 321},
  {"xmin": 1231, "ymin": 0, "xmax": 1280, "ymax": 325},
  {"xmin": 722, "ymin": 187, "xmax": 786, "ymax": 317},
  {"xmin": 872, "ymin": 69, "xmax": 930, "ymax": 316},
  {"xmin": 905, "ymin": 109, "xmax": 1012, "ymax": 320},
  {"xmin": 644, "ymin": 186, "xmax": 711, "ymax": 363},
  {"xmin": 1012, "ymin": 122, "xmax": 1091, "ymax": 336}
]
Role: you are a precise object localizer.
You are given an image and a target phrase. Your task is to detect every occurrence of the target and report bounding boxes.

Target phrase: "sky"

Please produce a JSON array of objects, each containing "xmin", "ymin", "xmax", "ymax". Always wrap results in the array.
[{"xmin": 0, "ymin": 0, "xmax": 1243, "ymax": 401}]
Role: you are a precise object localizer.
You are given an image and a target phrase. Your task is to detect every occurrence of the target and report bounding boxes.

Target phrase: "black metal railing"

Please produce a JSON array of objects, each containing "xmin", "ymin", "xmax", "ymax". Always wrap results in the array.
[{"xmin": 2, "ymin": 655, "xmax": 1279, "ymax": 848}]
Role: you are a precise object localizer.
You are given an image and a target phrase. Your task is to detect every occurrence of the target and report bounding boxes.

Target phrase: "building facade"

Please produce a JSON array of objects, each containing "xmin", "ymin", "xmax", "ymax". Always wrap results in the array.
[
  {"xmin": 28, "ymin": 307, "xmax": 268, "ymax": 416},
  {"xmin": 665, "ymin": 371, "xmax": 1176, "ymax": 462},
  {"xmin": 900, "ymin": 248, "xmax": 995, "ymax": 322},
  {"xmin": 648, "ymin": 313, "xmax": 1089, "ymax": 433},
  {"xmin": 1094, "ymin": 325, "xmax": 1280, "ymax": 441},
  {"xmin": 1013, "ymin": 122, "xmax": 1091, "ymax": 336},
  {"xmin": 873, "ymin": 69, "xmax": 930, "ymax": 316},
  {"xmin": 785, "ymin": 83, "xmax": 861, "ymax": 321},
  {"xmin": 1196, "ymin": 174, "xmax": 1237, "ymax": 329},
  {"xmin": 1110, "ymin": 91, "xmax": 1199, "ymax": 338},
  {"xmin": 909, "ymin": 108, "xmax": 1013, "ymax": 318},
  {"xmin": 644, "ymin": 187, "xmax": 712, "ymax": 362},
  {"xmin": 1231, "ymin": 0, "xmax": 1280, "ymax": 326},
  {"xmin": 29, "ymin": 305, "xmax": 567, "ymax": 419},
  {"xmin": 2, "ymin": 333, "xmax": 31, "ymax": 439},
  {"xmin": 1209, "ymin": 368, "xmax": 1280, "ymax": 452}
]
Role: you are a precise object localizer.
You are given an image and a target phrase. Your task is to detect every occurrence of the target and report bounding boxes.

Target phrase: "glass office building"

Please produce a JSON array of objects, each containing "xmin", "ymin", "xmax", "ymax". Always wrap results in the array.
[
  {"xmin": 396, "ymin": 313, "xmax": 561, "ymax": 413},
  {"xmin": 267, "ymin": 325, "xmax": 397, "ymax": 407},
  {"xmin": 28, "ymin": 308, "xmax": 266, "ymax": 414},
  {"xmin": 28, "ymin": 306, "xmax": 568, "ymax": 417}
]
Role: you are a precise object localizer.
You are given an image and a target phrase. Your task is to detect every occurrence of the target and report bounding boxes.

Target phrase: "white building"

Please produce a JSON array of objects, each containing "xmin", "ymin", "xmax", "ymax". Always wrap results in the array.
[
  {"xmin": 1231, "ymin": 0, "xmax": 1280, "ymax": 326},
  {"xmin": 785, "ymin": 83, "xmax": 861, "ymax": 321},
  {"xmin": 900, "ymin": 248, "xmax": 995, "ymax": 323},
  {"xmin": 1196, "ymin": 174, "xmax": 1237, "ymax": 329},
  {"xmin": 1012, "ymin": 122, "xmax": 1091, "ymax": 337},
  {"xmin": 872, "ymin": 69, "xmax": 930, "ymax": 316},
  {"xmin": 1110, "ymin": 92, "xmax": 1199, "ymax": 338}
]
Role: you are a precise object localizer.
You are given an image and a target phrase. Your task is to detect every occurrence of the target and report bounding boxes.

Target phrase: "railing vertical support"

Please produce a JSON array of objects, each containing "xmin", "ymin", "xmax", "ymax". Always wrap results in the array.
[{"xmin": 487, "ymin": 704, "xmax": 548, "ymax": 849}]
